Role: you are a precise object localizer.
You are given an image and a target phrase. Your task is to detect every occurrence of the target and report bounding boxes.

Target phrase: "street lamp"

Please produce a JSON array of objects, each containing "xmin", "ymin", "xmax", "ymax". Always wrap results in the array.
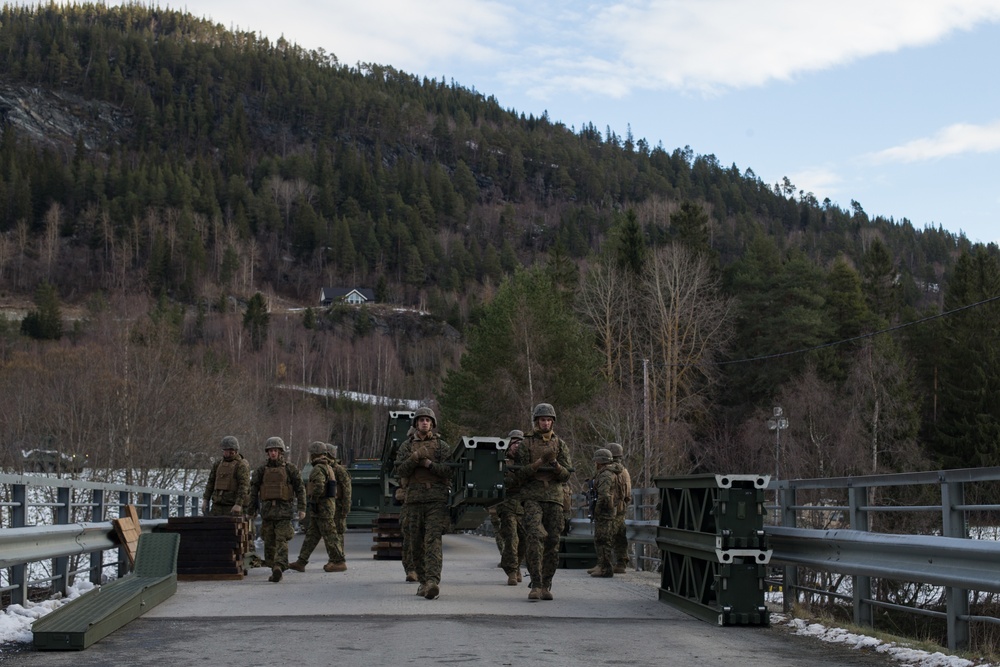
[{"xmin": 767, "ymin": 407, "xmax": 789, "ymax": 480}]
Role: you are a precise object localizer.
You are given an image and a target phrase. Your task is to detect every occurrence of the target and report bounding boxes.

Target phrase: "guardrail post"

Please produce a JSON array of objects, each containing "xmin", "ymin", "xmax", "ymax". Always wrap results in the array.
[
  {"xmin": 779, "ymin": 482, "xmax": 797, "ymax": 613},
  {"xmin": 942, "ymin": 480, "xmax": 970, "ymax": 651},
  {"xmin": 90, "ymin": 489, "xmax": 106, "ymax": 585},
  {"xmin": 52, "ymin": 486, "xmax": 71, "ymax": 598},
  {"xmin": 117, "ymin": 491, "xmax": 130, "ymax": 578},
  {"xmin": 848, "ymin": 485, "xmax": 873, "ymax": 629},
  {"xmin": 10, "ymin": 482, "xmax": 27, "ymax": 605}
]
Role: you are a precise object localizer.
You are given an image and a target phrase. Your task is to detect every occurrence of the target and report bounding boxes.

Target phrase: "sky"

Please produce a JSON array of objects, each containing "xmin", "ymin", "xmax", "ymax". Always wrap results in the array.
[{"xmin": 37, "ymin": 1, "xmax": 1000, "ymax": 246}]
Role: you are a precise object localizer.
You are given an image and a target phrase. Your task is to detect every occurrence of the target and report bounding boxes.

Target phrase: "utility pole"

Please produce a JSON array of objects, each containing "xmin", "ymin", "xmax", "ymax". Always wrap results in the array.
[{"xmin": 767, "ymin": 406, "xmax": 788, "ymax": 480}]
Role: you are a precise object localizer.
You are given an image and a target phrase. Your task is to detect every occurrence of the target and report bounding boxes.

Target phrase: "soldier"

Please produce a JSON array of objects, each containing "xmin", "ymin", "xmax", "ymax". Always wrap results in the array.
[
  {"xmin": 288, "ymin": 442, "xmax": 344, "ymax": 572},
  {"xmin": 496, "ymin": 429, "xmax": 526, "ymax": 586},
  {"xmin": 249, "ymin": 437, "xmax": 306, "ymax": 582},
  {"xmin": 326, "ymin": 442, "xmax": 352, "ymax": 569},
  {"xmin": 202, "ymin": 436, "xmax": 250, "ymax": 517},
  {"xmin": 506, "ymin": 403, "xmax": 573, "ymax": 601},
  {"xmin": 588, "ymin": 448, "xmax": 617, "ymax": 577},
  {"xmin": 607, "ymin": 442, "xmax": 633, "ymax": 573},
  {"xmin": 393, "ymin": 406, "xmax": 453, "ymax": 600}
]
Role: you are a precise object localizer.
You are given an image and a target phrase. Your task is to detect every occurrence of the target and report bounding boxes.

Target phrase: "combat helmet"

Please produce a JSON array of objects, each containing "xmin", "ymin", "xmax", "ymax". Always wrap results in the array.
[
  {"xmin": 507, "ymin": 429, "xmax": 524, "ymax": 441},
  {"xmin": 532, "ymin": 403, "xmax": 556, "ymax": 421},
  {"xmin": 325, "ymin": 443, "xmax": 339, "ymax": 460},
  {"xmin": 412, "ymin": 406, "xmax": 437, "ymax": 427},
  {"xmin": 220, "ymin": 435, "xmax": 240, "ymax": 452},
  {"xmin": 607, "ymin": 442, "xmax": 624, "ymax": 458},
  {"xmin": 264, "ymin": 436, "xmax": 286, "ymax": 452},
  {"xmin": 593, "ymin": 448, "xmax": 613, "ymax": 464},
  {"xmin": 308, "ymin": 441, "xmax": 327, "ymax": 457}
]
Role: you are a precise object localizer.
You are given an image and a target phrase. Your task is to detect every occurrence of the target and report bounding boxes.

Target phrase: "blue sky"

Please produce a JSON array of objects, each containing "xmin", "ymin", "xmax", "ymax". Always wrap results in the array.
[{"xmin": 139, "ymin": 2, "xmax": 1000, "ymax": 245}]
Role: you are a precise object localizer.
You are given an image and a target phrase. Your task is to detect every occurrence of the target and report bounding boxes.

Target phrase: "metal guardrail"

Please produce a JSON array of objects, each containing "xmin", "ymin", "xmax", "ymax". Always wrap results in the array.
[{"xmin": 1, "ymin": 472, "xmax": 200, "ymax": 606}]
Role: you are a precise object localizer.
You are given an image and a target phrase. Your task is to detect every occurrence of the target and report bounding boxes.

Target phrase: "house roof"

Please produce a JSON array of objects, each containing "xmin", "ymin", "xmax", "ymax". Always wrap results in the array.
[{"xmin": 320, "ymin": 287, "xmax": 375, "ymax": 302}]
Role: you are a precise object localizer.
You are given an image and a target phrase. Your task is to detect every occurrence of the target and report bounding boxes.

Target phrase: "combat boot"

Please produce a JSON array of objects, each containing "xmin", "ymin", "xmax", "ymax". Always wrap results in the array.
[
  {"xmin": 424, "ymin": 582, "xmax": 440, "ymax": 600},
  {"xmin": 540, "ymin": 587, "xmax": 554, "ymax": 601},
  {"xmin": 416, "ymin": 583, "xmax": 427, "ymax": 596},
  {"xmin": 506, "ymin": 572, "xmax": 518, "ymax": 586},
  {"xmin": 590, "ymin": 568, "xmax": 613, "ymax": 578},
  {"xmin": 405, "ymin": 570, "xmax": 418, "ymax": 582},
  {"xmin": 528, "ymin": 587, "xmax": 541, "ymax": 601},
  {"xmin": 269, "ymin": 566, "xmax": 283, "ymax": 582},
  {"xmin": 288, "ymin": 560, "xmax": 306, "ymax": 572},
  {"xmin": 516, "ymin": 571, "xmax": 522, "ymax": 582},
  {"xmin": 586, "ymin": 565, "xmax": 601, "ymax": 575},
  {"xmin": 324, "ymin": 561, "xmax": 347, "ymax": 572},
  {"xmin": 613, "ymin": 563, "xmax": 626, "ymax": 574}
]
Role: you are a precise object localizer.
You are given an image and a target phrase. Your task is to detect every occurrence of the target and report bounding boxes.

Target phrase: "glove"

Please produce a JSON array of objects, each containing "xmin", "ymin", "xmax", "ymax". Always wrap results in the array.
[
  {"xmin": 230, "ymin": 504, "xmax": 242, "ymax": 515},
  {"xmin": 201, "ymin": 499, "xmax": 209, "ymax": 514},
  {"xmin": 298, "ymin": 511, "xmax": 306, "ymax": 521},
  {"xmin": 541, "ymin": 447, "xmax": 557, "ymax": 463}
]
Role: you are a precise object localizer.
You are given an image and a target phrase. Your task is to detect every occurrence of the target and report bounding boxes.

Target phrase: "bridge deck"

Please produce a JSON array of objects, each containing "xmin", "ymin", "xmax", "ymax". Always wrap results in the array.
[{"xmin": 7, "ymin": 531, "xmax": 898, "ymax": 666}]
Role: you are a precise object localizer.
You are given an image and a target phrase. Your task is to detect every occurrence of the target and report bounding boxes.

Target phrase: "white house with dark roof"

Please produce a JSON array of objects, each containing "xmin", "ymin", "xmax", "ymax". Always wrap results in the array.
[{"xmin": 320, "ymin": 287, "xmax": 376, "ymax": 306}]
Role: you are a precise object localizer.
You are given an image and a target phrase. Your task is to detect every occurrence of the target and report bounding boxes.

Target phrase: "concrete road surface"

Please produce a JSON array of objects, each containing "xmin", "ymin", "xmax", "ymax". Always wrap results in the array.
[{"xmin": 0, "ymin": 530, "xmax": 901, "ymax": 666}]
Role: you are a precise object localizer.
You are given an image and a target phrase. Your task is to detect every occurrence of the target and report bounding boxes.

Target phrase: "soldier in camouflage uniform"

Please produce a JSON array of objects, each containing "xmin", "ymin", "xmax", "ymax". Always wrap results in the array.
[
  {"xmin": 589, "ymin": 448, "xmax": 617, "ymax": 577},
  {"xmin": 249, "ymin": 437, "xmax": 306, "ymax": 582},
  {"xmin": 506, "ymin": 403, "xmax": 573, "ymax": 601},
  {"xmin": 289, "ymin": 442, "xmax": 345, "ymax": 573},
  {"xmin": 393, "ymin": 406, "xmax": 452, "ymax": 600},
  {"xmin": 202, "ymin": 436, "xmax": 251, "ymax": 517},
  {"xmin": 496, "ymin": 429, "xmax": 526, "ymax": 585},
  {"xmin": 326, "ymin": 442, "xmax": 352, "ymax": 567},
  {"xmin": 607, "ymin": 442, "xmax": 632, "ymax": 573}
]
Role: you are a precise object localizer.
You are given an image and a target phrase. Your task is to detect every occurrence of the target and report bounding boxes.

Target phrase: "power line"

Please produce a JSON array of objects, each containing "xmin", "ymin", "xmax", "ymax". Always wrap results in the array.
[{"xmin": 716, "ymin": 293, "xmax": 1000, "ymax": 367}]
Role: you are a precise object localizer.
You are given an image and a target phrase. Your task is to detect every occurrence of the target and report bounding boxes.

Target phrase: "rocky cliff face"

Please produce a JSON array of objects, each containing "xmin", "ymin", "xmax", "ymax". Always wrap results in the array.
[{"xmin": 0, "ymin": 82, "xmax": 131, "ymax": 154}]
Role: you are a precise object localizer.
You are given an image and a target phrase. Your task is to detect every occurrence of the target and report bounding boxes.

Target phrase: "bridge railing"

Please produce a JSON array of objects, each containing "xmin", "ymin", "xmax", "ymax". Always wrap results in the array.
[{"xmin": 0, "ymin": 472, "xmax": 201, "ymax": 607}]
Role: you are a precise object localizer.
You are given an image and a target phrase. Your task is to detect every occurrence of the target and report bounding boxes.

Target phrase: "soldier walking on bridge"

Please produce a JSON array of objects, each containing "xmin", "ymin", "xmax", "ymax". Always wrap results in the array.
[
  {"xmin": 495, "ymin": 429, "xmax": 526, "ymax": 586},
  {"xmin": 249, "ymin": 437, "xmax": 306, "ymax": 582},
  {"xmin": 289, "ymin": 442, "xmax": 345, "ymax": 573},
  {"xmin": 202, "ymin": 436, "xmax": 250, "ymax": 517},
  {"xmin": 326, "ymin": 442, "xmax": 352, "ymax": 567},
  {"xmin": 588, "ymin": 448, "xmax": 617, "ymax": 578},
  {"xmin": 507, "ymin": 403, "xmax": 573, "ymax": 601},
  {"xmin": 607, "ymin": 442, "xmax": 632, "ymax": 573},
  {"xmin": 394, "ymin": 407, "xmax": 452, "ymax": 600}
]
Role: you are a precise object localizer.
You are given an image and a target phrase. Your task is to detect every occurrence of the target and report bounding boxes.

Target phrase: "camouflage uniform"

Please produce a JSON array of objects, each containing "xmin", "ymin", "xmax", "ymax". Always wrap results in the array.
[
  {"xmin": 202, "ymin": 437, "xmax": 251, "ymax": 517},
  {"xmin": 394, "ymin": 408, "xmax": 452, "ymax": 599},
  {"xmin": 608, "ymin": 443, "xmax": 633, "ymax": 573},
  {"xmin": 291, "ymin": 443, "xmax": 343, "ymax": 571},
  {"xmin": 328, "ymin": 444, "xmax": 352, "ymax": 562},
  {"xmin": 590, "ymin": 449, "xmax": 617, "ymax": 577},
  {"xmin": 507, "ymin": 404, "xmax": 572, "ymax": 601},
  {"xmin": 397, "ymin": 483, "xmax": 417, "ymax": 581},
  {"xmin": 496, "ymin": 429, "xmax": 526, "ymax": 585},
  {"xmin": 249, "ymin": 438, "xmax": 306, "ymax": 581}
]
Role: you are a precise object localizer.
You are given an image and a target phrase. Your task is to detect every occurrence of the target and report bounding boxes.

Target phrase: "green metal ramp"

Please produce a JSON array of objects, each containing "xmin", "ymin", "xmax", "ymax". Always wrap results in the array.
[{"xmin": 32, "ymin": 532, "xmax": 180, "ymax": 650}]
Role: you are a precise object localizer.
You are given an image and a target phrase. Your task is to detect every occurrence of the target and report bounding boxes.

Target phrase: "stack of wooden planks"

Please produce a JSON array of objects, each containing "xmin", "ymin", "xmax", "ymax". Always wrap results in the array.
[{"xmin": 157, "ymin": 515, "xmax": 253, "ymax": 580}]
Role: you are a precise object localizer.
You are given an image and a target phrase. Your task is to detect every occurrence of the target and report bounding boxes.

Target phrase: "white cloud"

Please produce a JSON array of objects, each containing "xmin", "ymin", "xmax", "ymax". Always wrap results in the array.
[
  {"xmin": 867, "ymin": 119, "xmax": 1000, "ymax": 163},
  {"xmin": 502, "ymin": 0, "xmax": 1000, "ymax": 98},
  {"xmin": 786, "ymin": 166, "xmax": 843, "ymax": 202}
]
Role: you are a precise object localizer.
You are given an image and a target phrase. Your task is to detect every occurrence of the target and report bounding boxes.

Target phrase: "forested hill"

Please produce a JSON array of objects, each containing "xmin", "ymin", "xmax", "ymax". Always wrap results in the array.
[{"xmin": 1, "ymin": 3, "xmax": 999, "ymax": 481}]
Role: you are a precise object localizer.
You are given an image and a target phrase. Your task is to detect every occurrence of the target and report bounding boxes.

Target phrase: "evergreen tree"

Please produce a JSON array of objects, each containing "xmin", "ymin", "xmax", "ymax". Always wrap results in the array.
[
  {"xmin": 243, "ymin": 292, "xmax": 270, "ymax": 351},
  {"xmin": 20, "ymin": 281, "xmax": 63, "ymax": 340}
]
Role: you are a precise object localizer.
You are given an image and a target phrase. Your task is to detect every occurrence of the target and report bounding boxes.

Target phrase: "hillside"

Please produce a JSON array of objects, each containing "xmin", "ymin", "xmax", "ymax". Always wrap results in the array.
[{"xmin": 1, "ymin": 4, "xmax": 999, "ymax": 484}]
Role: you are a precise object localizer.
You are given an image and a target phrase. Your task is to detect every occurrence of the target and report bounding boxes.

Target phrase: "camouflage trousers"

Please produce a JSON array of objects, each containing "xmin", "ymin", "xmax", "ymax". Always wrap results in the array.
[
  {"xmin": 496, "ymin": 507, "xmax": 526, "ymax": 575},
  {"xmin": 521, "ymin": 500, "xmax": 563, "ymax": 589},
  {"xmin": 593, "ymin": 511, "xmax": 617, "ymax": 570},
  {"xmin": 298, "ymin": 512, "xmax": 343, "ymax": 564},
  {"xmin": 402, "ymin": 500, "xmax": 448, "ymax": 586},
  {"xmin": 209, "ymin": 504, "xmax": 236, "ymax": 517},
  {"xmin": 612, "ymin": 512, "xmax": 629, "ymax": 566},
  {"xmin": 261, "ymin": 519, "xmax": 295, "ymax": 570},
  {"xmin": 399, "ymin": 503, "xmax": 415, "ymax": 575}
]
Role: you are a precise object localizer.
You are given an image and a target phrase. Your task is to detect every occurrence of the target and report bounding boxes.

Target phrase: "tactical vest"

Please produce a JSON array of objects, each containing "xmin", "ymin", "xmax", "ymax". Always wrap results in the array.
[
  {"xmin": 213, "ymin": 459, "xmax": 237, "ymax": 494},
  {"xmin": 613, "ymin": 471, "xmax": 629, "ymax": 513},
  {"xmin": 307, "ymin": 463, "xmax": 336, "ymax": 498},
  {"xmin": 410, "ymin": 440, "xmax": 445, "ymax": 488},
  {"xmin": 260, "ymin": 465, "xmax": 292, "ymax": 501},
  {"xmin": 527, "ymin": 437, "xmax": 559, "ymax": 484}
]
